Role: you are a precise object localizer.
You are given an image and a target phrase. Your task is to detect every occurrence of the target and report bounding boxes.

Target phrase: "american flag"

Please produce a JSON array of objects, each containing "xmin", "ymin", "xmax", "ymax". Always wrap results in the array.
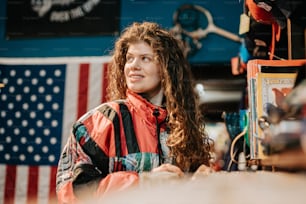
[{"xmin": 0, "ymin": 57, "xmax": 110, "ymax": 204}]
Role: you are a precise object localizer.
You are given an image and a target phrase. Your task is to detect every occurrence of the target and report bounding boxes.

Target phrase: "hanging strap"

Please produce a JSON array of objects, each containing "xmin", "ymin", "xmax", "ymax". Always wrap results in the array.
[
  {"xmin": 111, "ymin": 101, "xmax": 139, "ymax": 171},
  {"xmin": 117, "ymin": 102, "xmax": 140, "ymax": 154},
  {"xmin": 269, "ymin": 23, "xmax": 281, "ymax": 60}
]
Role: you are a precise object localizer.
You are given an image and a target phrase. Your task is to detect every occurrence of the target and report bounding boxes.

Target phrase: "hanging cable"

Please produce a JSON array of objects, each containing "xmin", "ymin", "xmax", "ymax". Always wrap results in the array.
[{"xmin": 229, "ymin": 126, "xmax": 248, "ymax": 164}]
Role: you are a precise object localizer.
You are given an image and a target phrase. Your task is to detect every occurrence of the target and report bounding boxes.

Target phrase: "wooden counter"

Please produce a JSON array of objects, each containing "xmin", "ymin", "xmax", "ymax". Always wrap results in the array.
[{"xmin": 95, "ymin": 171, "xmax": 306, "ymax": 204}]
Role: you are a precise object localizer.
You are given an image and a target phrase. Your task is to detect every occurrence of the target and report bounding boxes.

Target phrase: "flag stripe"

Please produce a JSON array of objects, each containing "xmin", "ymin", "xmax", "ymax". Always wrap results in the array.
[
  {"xmin": 0, "ymin": 165, "xmax": 5, "ymax": 203},
  {"xmin": 15, "ymin": 165, "xmax": 27, "ymax": 204},
  {"xmin": 88, "ymin": 63, "xmax": 103, "ymax": 110},
  {"xmin": 27, "ymin": 166, "xmax": 39, "ymax": 204},
  {"xmin": 77, "ymin": 63, "xmax": 89, "ymax": 118},
  {"xmin": 4, "ymin": 165, "xmax": 16, "ymax": 204},
  {"xmin": 102, "ymin": 63, "xmax": 109, "ymax": 103},
  {"xmin": 37, "ymin": 166, "xmax": 50, "ymax": 204},
  {"xmin": 61, "ymin": 63, "xmax": 79, "ymax": 149},
  {"xmin": 48, "ymin": 166, "xmax": 57, "ymax": 203}
]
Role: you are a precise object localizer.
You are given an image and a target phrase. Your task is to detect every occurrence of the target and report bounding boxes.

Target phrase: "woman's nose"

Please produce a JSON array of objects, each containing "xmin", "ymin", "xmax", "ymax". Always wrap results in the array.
[{"xmin": 129, "ymin": 58, "xmax": 141, "ymax": 70}]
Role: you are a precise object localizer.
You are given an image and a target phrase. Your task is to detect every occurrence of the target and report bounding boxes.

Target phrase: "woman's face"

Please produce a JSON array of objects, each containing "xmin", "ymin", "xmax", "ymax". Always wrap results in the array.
[{"xmin": 124, "ymin": 41, "xmax": 162, "ymax": 98}]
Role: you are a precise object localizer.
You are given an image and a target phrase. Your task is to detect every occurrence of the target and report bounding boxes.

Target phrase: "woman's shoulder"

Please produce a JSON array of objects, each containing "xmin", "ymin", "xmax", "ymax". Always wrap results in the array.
[{"xmin": 77, "ymin": 100, "xmax": 128, "ymax": 123}]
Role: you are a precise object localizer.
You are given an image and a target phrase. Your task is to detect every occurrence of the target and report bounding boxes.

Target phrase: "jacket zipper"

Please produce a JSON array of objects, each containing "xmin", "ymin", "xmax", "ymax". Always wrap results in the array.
[{"xmin": 153, "ymin": 108, "xmax": 163, "ymax": 164}]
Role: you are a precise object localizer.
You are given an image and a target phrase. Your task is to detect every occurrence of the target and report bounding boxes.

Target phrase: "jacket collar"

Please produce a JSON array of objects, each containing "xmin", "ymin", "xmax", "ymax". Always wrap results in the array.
[{"xmin": 126, "ymin": 89, "xmax": 167, "ymax": 124}]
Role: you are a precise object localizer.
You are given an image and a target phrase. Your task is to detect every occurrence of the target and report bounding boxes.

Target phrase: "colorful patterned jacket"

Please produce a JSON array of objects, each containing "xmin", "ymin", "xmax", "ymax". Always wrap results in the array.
[{"xmin": 56, "ymin": 89, "xmax": 170, "ymax": 203}]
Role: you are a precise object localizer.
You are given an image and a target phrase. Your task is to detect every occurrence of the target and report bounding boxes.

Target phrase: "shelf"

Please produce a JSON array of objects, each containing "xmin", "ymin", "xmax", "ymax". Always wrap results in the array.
[{"xmin": 260, "ymin": 147, "xmax": 306, "ymax": 170}]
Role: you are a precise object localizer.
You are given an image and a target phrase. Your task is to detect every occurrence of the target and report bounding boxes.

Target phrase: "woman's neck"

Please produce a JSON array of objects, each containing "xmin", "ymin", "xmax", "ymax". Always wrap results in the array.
[{"xmin": 147, "ymin": 88, "xmax": 164, "ymax": 106}]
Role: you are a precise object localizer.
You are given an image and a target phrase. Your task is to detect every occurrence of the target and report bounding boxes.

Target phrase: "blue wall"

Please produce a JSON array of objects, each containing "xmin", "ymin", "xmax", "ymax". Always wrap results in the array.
[{"xmin": 0, "ymin": 0, "xmax": 243, "ymax": 64}]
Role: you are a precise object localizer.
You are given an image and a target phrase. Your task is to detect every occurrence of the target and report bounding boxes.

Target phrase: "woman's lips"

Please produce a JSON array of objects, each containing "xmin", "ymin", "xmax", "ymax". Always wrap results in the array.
[{"xmin": 128, "ymin": 73, "xmax": 144, "ymax": 81}]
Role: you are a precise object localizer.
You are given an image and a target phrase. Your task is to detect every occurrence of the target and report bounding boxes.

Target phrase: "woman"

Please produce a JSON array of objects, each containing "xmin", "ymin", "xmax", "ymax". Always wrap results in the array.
[{"xmin": 56, "ymin": 21, "xmax": 212, "ymax": 203}]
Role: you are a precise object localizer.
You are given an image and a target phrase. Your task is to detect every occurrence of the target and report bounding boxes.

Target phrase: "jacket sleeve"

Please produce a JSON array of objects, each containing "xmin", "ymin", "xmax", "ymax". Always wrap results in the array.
[
  {"xmin": 56, "ymin": 130, "xmax": 94, "ymax": 203},
  {"xmin": 56, "ymin": 123, "xmax": 139, "ymax": 203}
]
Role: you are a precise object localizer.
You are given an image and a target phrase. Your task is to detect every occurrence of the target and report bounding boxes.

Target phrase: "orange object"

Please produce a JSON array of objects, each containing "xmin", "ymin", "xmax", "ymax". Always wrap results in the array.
[{"xmin": 246, "ymin": 0, "xmax": 281, "ymax": 60}]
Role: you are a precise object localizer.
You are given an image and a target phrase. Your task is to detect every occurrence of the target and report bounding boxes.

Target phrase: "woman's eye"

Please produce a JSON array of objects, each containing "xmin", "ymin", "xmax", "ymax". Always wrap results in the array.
[
  {"xmin": 126, "ymin": 56, "xmax": 133, "ymax": 62},
  {"xmin": 142, "ymin": 56, "xmax": 151, "ymax": 62}
]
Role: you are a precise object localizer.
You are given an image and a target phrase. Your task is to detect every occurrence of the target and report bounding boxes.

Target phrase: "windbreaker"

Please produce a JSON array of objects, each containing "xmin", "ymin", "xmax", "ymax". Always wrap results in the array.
[{"xmin": 56, "ymin": 89, "xmax": 170, "ymax": 203}]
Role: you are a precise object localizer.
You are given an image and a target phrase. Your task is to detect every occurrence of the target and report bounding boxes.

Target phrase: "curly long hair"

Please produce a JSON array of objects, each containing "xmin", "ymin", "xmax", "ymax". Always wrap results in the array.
[{"xmin": 106, "ymin": 22, "xmax": 212, "ymax": 172}]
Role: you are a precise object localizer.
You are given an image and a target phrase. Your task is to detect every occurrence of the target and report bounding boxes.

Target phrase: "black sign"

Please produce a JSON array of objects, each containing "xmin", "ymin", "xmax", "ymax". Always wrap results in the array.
[{"xmin": 6, "ymin": 0, "xmax": 120, "ymax": 39}]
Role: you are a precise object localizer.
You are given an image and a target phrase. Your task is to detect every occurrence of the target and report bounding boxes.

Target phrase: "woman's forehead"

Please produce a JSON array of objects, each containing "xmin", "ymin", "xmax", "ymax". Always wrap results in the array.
[{"xmin": 127, "ymin": 41, "xmax": 154, "ymax": 54}]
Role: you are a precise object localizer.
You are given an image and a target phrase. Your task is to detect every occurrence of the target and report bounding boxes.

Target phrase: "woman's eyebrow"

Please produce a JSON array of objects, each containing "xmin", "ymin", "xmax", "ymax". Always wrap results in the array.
[{"xmin": 126, "ymin": 52, "xmax": 154, "ymax": 57}]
